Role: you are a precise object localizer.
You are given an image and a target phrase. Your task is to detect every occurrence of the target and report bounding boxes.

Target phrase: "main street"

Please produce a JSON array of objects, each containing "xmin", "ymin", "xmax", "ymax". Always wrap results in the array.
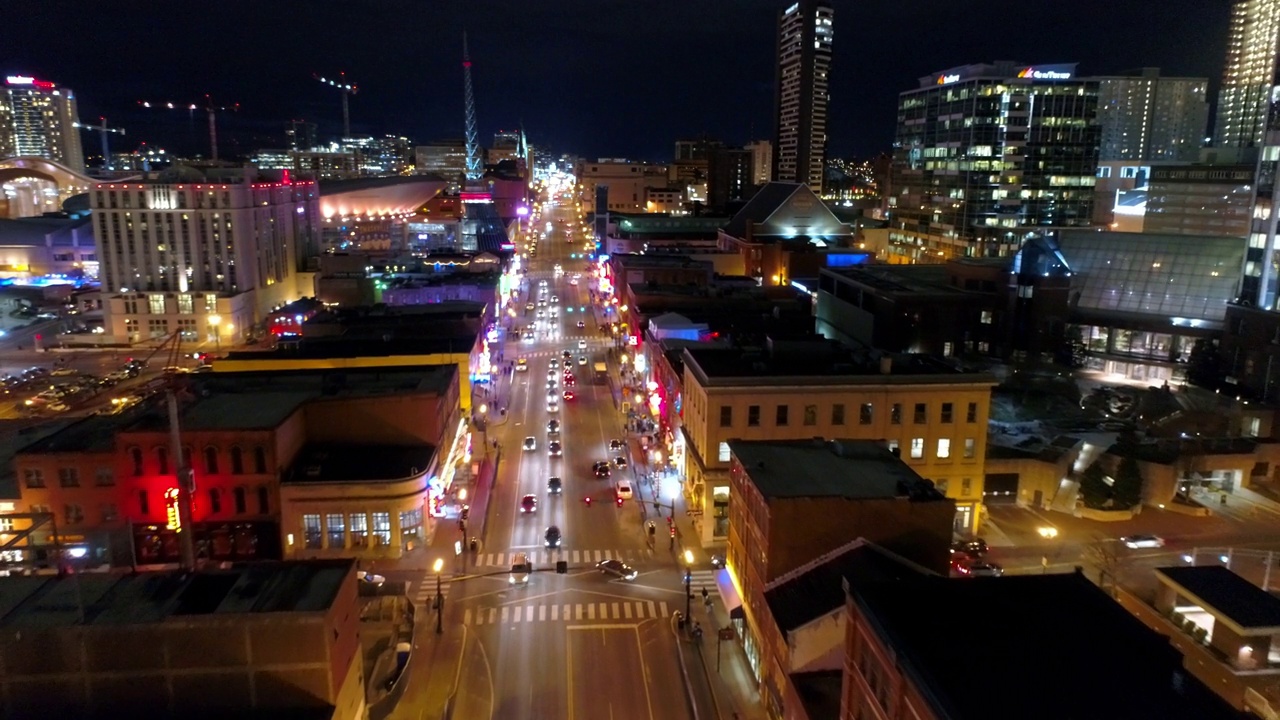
[{"xmin": 392, "ymin": 188, "xmax": 709, "ymax": 720}]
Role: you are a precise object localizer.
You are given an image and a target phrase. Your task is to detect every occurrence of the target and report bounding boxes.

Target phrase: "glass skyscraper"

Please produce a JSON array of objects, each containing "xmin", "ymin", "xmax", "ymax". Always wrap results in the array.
[{"xmin": 1215, "ymin": 0, "xmax": 1280, "ymax": 149}]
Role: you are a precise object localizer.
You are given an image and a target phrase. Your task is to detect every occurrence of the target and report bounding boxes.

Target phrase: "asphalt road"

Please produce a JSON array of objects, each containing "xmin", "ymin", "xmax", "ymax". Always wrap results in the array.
[{"xmin": 393, "ymin": 193, "xmax": 706, "ymax": 720}]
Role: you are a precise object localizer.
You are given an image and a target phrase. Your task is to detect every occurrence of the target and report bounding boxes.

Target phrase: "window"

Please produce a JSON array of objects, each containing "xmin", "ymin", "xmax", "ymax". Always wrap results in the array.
[
  {"xmin": 747, "ymin": 405, "xmax": 761, "ymax": 427},
  {"xmin": 859, "ymin": 403, "xmax": 873, "ymax": 425},
  {"xmin": 95, "ymin": 467, "xmax": 114, "ymax": 486},
  {"xmin": 934, "ymin": 479, "xmax": 949, "ymax": 495},
  {"xmin": 58, "ymin": 468, "xmax": 80, "ymax": 488},
  {"xmin": 887, "ymin": 440, "xmax": 900, "ymax": 457},
  {"xmin": 937, "ymin": 438, "xmax": 951, "ymax": 459},
  {"xmin": 941, "ymin": 403, "xmax": 953, "ymax": 423},
  {"xmin": 803, "ymin": 405, "xmax": 817, "ymax": 426},
  {"xmin": 208, "ymin": 488, "xmax": 222, "ymax": 514},
  {"xmin": 980, "ymin": 310, "xmax": 993, "ymax": 325},
  {"xmin": 913, "ymin": 403, "xmax": 927, "ymax": 424},
  {"xmin": 156, "ymin": 447, "xmax": 169, "ymax": 475},
  {"xmin": 23, "ymin": 468, "xmax": 44, "ymax": 488},
  {"xmin": 326, "ymin": 514, "xmax": 345, "ymax": 547},
  {"xmin": 101, "ymin": 504, "xmax": 118, "ymax": 523},
  {"xmin": 130, "ymin": 447, "xmax": 143, "ymax": 476},
  {"xmin": 230, "ymin": 447, "xmax": 244, "ymax": 474},
  {"xmin": 890, "ymin": 403, "xmax": 902, "ymax": 425},
  {"xmin": 961, "ymin": 478, "xmax": 972, "ymax": 496},
  {"xmin": 718, "ymin": 442, "xmax": 731, "ymax": 462},
  {"xmin": 966, "ymin": 402, "xmax": 978, "ymax": 423},
  {"xmin": 257, "ymin": 486, "xmax": 270, "ymax": 514},
  {"xmin": 303, "ymin": 513, "xmax": 322, "ymax": 548},
  {"xmin": 719, "ymin": 406, "xmax": 732, "ymax": 427},
  {"xmin": 64, "ymin": 504, "xmax": 84, "ymax": 525},
  {"xmin": 233, "ymin": 486, "xmax": 247, "ymax": 514},
  {"xmin": 138, "ymin": 490, "xmax": 149, "ymax": 515},
  {"xmin": 148, "ymin": 294, "xmax": 166, "ymax": 314},
  {"xmin": 371, "ymin": 512, "xmax": 392, "ymax": 546},
  {"xmin": 350, "ymin": 513, "xmax": 368, "ymax": 548},
  {"xmin": 204, "ymin": 447, "xmax": 219, "ymax": 474},
  {"xmin": 910, "ymin": 438, "xmax": 924, "ymax": 459},
  {"xmin": 832, "ymin": 403, "xmax": 846, "ymax": 425},
  {"xmin": 964, "ymin": 438, "xmax": 976, "ymax": 458},
  {"xmin": 253, "ymin": 446, "xmax": 267, "ymax": 474},
  {"xmin": 776, "ymin": 405, "xmax": 789, "ymax": 426}
]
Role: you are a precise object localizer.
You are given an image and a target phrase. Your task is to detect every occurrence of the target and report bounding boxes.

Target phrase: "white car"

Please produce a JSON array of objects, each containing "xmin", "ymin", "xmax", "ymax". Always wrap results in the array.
[
  {"xmin": 616, "ymin": 480, "xmax": 633, "ymax": 501},
  {"xmin": 523, "ymin": 436, "xmax": 537, "ymax": 451},
  {"xmin": 547, "ymin": 402, "xmax": 560, "ymax": 413},
  {"xmin": 578, "ymin": 339, "xmax": 587, "ymax": 350},
  {"xmin": 549, "ymin": 359, "xmax": 560, "ymax": 369},
  {"xmin": 1121, "ymin": 535, "xmax": 1165, "ymax": 549},
  {"xmin": 357, "ymin": 570, "xmax": 386, "ymax": 587},
  {"xmin": 516, "ymin": 358, "xmax": 529, "ymax": 372}
]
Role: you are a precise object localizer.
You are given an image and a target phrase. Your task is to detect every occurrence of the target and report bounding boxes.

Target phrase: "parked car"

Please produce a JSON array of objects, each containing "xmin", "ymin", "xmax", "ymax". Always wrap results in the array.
[
  {"xmin": 950, "ymin": 539, "xmax": 988, "ymax": 557},
  {"xmin": 958, "ymin": 562, "xmax": 1003, "ymax": 577}
]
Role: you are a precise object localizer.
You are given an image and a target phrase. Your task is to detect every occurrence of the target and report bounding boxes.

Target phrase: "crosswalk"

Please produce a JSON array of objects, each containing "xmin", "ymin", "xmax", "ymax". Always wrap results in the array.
[
  {"xmin": 472, "ymin": 548, "xmax": 647, "ymax": 568},
  {"xmin": 685, "ymin": 569, "xmax": 724, "ymax": 607},
  {"xmin": 412, "ymin": 572, "xmax": 456, "ymax": 609},
  {"xmin": 463, "ymin": 600, "xmax": 672, "ymax": 626}
]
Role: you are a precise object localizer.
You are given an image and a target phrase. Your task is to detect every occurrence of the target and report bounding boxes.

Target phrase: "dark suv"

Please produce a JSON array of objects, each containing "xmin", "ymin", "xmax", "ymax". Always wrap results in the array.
[
  {"xmin": 592, "ymin": 461, "xmax": 611, "ymax": 479},
  {"xmin": 547, "ymin": 477, "xmax": 563, "ymax": 494}
]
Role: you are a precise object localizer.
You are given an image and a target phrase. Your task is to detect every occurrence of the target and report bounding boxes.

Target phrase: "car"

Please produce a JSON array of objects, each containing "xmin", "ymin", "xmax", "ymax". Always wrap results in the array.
[
  {"xmin": 563, "ymin": 350, "xmax": 573, "ymax": 359},
  {"xmin": 578, "ymin": 356, "xmax": 587, "ymax": 366},
  {"xmin": 608, "ymin": 439, "xmax": 625, "ymax": 452},
  {"xmin": 616, "ymin": 480, "xmax": 633, "ymax": 501},
  {"xmin": 539, "ymin": 280, "xmax": 548, "ymax": 287},
  {"xmin": 547, "ymin": 419, "xmax": 560, "ymax": 433},
  {"xmin": 548, "ymin": 441, "xmax": 563, "ymax": 456},
  {"xmin": 950, "ymin": 539, "xmax": 988, "ymax": 557},
  {"xmin": 551, "ymin": 295, "xmax": 559, "ymax": 303},
  {"xmin": 562, "ymin": 390, "xmax": 576, "ymax": 401},
  {"xmin": 547, "ymin": 401, "xmax": 560, "ymax": 413},
  {"xmin": 525, "ymin": 302, "xmax": 535, "ymax": 311},
  {"xmin": 516, "ymin": 358, "xmax": 529, "ymax": 373},
  {"xmin": 520, "ymin": 495, "xmax": 538, "ymax": 514},
  {"xmin": 50, "ymin": 367, "xmax": 76, "ymax": 377},
  {"xmin": 564, "ymin": 377, "xmax": 576, "ymax": 388},
  {"xmin": 545, "ymin": 525, "xmax": 563, "ymax": 548},
  {"xmin": 547, "ymin": 477, "xmax": 563, "ymax": 494},
  {"xmin": 593, "ymin": 461, "xmax": 611, "ymax": 479},
  {"xmin": 509, "ymin": 552, "xmax": 533, "ymax": 585},
  {"xmin": 357, "ymin": 570, "xmax": 387, "ymax": 587},
  {"xmin": 1121, "ymin": 534, "xmax": 1165, "ymax": 549},
  {"xmin": 597, "ymin": 559, "xmax": 638, "ymax": 581},
  {"xmin": 957, "ymin": 562, "xmax": 1004, "ymax": 577},
  {"xmin": 577, "ymin": 320, "xmax": 586, "ymax": 328},
  {"xmin": 523, "ymin": 436, "xmax": 537, "ymax": 452},
  {"xmin": 578, "ymin": 339, "xmax": 587, "ymax": 350},
  {"xmin": 613, "ymin": 456, "xmax": 628, "ymax": 470},
  {"xmin": 549, "ymin": 359, "xmax": 560, "ymax": 369}
]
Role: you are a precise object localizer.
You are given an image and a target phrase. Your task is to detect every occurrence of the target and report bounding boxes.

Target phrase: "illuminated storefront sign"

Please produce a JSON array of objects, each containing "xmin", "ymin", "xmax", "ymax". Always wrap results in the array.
[
  {"xmin": 165, "ymin": 488, "xmax": 182, "ymax": 530},
  {"xmin": 1017, "ymin": 66, "xmax": 1073, "ymax": 80}
]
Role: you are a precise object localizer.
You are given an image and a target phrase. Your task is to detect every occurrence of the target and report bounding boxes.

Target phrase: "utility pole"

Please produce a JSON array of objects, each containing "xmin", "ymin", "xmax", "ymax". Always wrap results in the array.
[{"xmin": 166, "ymin": 381, "xmax": 196, "ymax": 571}]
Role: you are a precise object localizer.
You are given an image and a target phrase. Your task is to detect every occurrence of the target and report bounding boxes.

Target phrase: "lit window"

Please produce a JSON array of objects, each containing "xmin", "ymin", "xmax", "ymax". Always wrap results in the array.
[
  {"xmin": 910, "ymin": 438, "xmax": 924, "ymax": 459},
  {"xmin": 937, "ymin": 438, "xmax": 951, "ymax": 459},
  {"xmin": 964, "ymin": 438, "xmax": 976, "ymax": 458},
  {"xmin": 719, "ymin": 442, "xmax": 731, "ymax": 463}
]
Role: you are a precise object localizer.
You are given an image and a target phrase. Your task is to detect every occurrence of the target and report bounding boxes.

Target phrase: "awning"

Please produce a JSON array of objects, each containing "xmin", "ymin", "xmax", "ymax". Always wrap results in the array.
[{"xmin": 714, "ymin": 568, "xmax": 745, "ymax": 619}]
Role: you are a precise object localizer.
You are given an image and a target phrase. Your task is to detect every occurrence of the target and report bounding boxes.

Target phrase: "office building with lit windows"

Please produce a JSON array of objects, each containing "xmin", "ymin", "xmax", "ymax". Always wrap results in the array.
[
  {"xmin": 1096, "ymin": 68, "xmax": 1208, "ymax": 162},
  {"xmin": 887, "ymin": 62, "xmax": 1100, "ymax": 261},
  {"xmin": 1215, "ymin": 0, "xmax": 1280, "ymax": 149},
  {"xmin": 0, "ymin": 75, "xmax": 84, "ymax": 172},
  {"xmin": 90, "ymin": 165, "xmax": 320, "ymax": 344},
  {"xmin": 773, "ymin": 0, "xmax": 833, "ymax": 194}
]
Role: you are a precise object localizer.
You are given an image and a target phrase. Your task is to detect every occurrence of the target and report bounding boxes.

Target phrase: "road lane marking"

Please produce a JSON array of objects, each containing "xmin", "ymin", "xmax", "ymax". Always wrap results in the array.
[
  {"xmin": 587, "ymin": 604, "xmax": 596, "ymax": 620},
  {"xmin": 525, "ymin": 605, "xmax": 533, "ymax": 623},
  {"xmin": 599, "ymin": 602, "xmax": 609, "ymax": 619},
  {"xmin": 513, "ymin": 606, "xmax": 522, "ymax": 623},
  {"xmin": 540, "ymin": 605, "xmax": 547, "ymax": 621},
  {"xmin": 500, "ymin": 606, "xmax": 509, "ymax": 624},
  {"xmin": 624, "ymin": 603, "xmax": 633, "ymax": 619},
  {"xmin": 576, "ymin": 604, "xmax": 584, "ymax": 620},
  {"xmin": 634, "ymin": 625, "xmax": 656, "ymax": 720},
  {"xmin": 659, "ymin": 601, "xmax": 669, "ymax": 617},
  {"xmin": 552, "ymin": 604, "xmax": 559, "ymax": 621},
  {"xmin": 612, "ymin": 602, "xmax": 621, "ymax": 619}
]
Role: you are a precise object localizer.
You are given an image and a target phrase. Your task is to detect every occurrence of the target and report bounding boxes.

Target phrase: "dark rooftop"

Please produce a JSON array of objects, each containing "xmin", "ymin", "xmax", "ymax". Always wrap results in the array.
[
  {"xmin": 790, "ymin": 671, "xmax": 842, "ymax": 720},
  {"xmin": 765, "ymin": 540, "xmax": 928, "ymax": 633},
  {"xmin": 0, "ymin": 420, "xmax": 78, "ymax": 497},
  {"xmin": 822, "ymin": 265, "xmax": 967, "ymax": 297},
  {"xmin": 1110, "ymin": 437, "xmax": 1259, "ymax": 465},
  {"xmin": 722, "ymin": 182, "xmax": 806, "ymax": 239},
  {"xmin": 852, "ymin": 572, "xmax": 1239, "ymax": 720},
  {"xmin": 0, "ymin": 560, "xmax": 353, "ymax": 628},
  {"xmin": 729, "ymin": 439, "xmax": 943, "ymax": 501},
  {"xmin": 1157, "ymin": 566, "xmax": 1280, "ymax": 632},
  {"xmin": 685, "ymin": 344, "xmax": 994, "ymax": 386},
  {"xmin": 285, "ymin": 443, "xmax": 436, "ymax": 484}
]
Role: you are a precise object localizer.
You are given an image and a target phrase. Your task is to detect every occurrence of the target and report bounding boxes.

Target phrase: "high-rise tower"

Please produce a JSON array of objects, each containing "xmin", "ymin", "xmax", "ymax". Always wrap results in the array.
[
  {"xmin": 457, "ymin": 34, "xmax": 509, "ymax": 253},
  {"xmin": 462, "ymin": 33, "xmax": 482, "ymax": 182},
  {"xmin": 772, "ymin": 0, "xmax": 833, "ymax": 195},
  {"xmin": 1216, "ymin": 0, "xmax": 1280, "ymax": 149},
  {"xmin": 0, "ymin": 75, "xmax": 84, "ymax": 172}
]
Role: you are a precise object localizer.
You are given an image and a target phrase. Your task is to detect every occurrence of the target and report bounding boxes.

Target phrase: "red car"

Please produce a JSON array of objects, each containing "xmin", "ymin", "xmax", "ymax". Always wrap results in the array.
[{"xmin": 563, "ymin": 390, "xmax": 576, "ymax": 401}]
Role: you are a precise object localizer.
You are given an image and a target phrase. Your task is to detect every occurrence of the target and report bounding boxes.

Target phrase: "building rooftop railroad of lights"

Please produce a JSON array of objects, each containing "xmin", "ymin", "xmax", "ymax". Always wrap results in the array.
[
  {"xmin": 90, "ymin": 165, "xmax": 320, "ymax": 345},
  {"xmin": 886, "ymin": 62, "xmax": 1100, "ymax": 262}
]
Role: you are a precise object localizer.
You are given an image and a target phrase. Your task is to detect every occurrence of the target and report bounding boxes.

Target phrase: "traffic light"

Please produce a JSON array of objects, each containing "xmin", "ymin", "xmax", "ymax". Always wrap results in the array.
[{"xmin": 669, "ymin": 527, "xmax": 676, "ymax": 538}]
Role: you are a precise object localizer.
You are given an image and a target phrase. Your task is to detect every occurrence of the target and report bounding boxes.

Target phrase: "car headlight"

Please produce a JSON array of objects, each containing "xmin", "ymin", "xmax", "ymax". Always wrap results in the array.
[{"xmin": 509, "ymin": 576, "xmax": 516, "ymax": 584}]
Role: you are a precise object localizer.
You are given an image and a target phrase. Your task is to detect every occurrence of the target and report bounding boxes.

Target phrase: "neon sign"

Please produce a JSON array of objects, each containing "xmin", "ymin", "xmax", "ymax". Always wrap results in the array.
[
  {"xmin": 1017, "ymin": 66, "xmax": 1072, "ymax": 80},
  {"xmin": 936, "ymin": 74, "xmax": 961, "ymax": 85},
  {"xmin": 165, "ymin": 488, "xmax": 182, "ymax": 530},
  {"xmin": 6, "ymin": 76, "xmax": 34, "ymax": 85}
]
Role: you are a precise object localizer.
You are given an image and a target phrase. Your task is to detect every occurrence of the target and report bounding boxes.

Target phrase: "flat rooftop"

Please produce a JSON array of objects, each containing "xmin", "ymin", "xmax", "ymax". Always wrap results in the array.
[
  {"xmin": 765, "ymin": 540, "xmax": 927, "ymax": 633},
  {"xmin": 20, "ymin": 366, "xmax": 457, "ymax": 452},
  {"xmin": 852, "ymin": 572, "xmax": 1238, "ymax": 719},
  {"xmin": 729, "ymin": 439, "xmax": 942, "ymax": 501},
  {"xmin": 685, "ymin": 345, "xmax": 995, "ymax": 386},
  {"xmin": 286, "ymin": 443, "xmax": 436, "ymax": 484},
  {"xmin": 822, "ymin": 265, "xmax": 967, "ymax": 297},
  {"xmin": 0, "ymin": 560, "xmax": 353, "ymax": 628},
  {"xmin": 1156, "ymin": 565, "xmax": 1280, "ymax": 632}
]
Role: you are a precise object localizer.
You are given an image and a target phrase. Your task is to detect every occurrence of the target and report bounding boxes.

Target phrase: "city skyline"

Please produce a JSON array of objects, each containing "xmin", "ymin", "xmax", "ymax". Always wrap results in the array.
[{"xmin": 1, "ymin": 0, "xmax": 1230, "ymax": 161}]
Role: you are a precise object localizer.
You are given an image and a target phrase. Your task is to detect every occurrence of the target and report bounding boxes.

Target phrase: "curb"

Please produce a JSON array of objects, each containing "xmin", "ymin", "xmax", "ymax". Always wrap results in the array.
[{"xmin": 670, "ymin": 612, "xmax": 701, "ymax": 720}]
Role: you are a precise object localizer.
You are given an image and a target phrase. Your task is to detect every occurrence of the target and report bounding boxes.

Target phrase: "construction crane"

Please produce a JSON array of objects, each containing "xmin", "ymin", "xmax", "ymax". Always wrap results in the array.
[
  {"xmin": 73, "ymin": 117, "xmax": 126, "ymax": 169},
  {"xmin": 313, "ymin": 72, "xmax": 358, "ymax": 139},
  {"xmin": 138, "ymin": 95, "xmax": 239, "ymax": 161}
]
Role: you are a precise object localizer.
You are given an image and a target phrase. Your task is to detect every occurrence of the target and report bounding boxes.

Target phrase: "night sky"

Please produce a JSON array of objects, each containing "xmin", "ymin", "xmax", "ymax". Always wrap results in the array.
[{"xmin": 2, "ymin": 0, "xmax": 1230, "ymax": 162}]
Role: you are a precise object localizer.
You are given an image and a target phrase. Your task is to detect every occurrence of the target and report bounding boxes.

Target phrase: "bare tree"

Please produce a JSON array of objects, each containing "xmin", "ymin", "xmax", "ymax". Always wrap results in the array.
[{"xmin": 1080, "ymin": 535, "xmax": 1131, "ymax": 596}]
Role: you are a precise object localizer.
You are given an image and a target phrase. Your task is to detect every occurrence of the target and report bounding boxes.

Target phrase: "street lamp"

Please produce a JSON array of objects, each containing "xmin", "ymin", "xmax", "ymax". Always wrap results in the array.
[
  {"xmin": 208, "ymin": 314, "xmax": 222, "ymax": 352},
  {"xmin": 683, "ymin": 549, "xmax": 694, "ymax": 622},
  {"xmin": 433, "ymin": 558, "xmax": 444, "ymax": 634}
]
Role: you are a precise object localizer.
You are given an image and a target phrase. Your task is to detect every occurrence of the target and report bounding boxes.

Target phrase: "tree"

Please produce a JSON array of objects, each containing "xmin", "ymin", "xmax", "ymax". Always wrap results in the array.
[
  {"xmin": 1112, "ymin": 455, "xmax": 1144, "ymax": 509},
  {"xmin": 1078, "ymin": 461, "xmax": 1110, "ymax": 510},
  {"xmin": 1081, "ymin": 535, "xmax": 1131, "ymax": 596}
]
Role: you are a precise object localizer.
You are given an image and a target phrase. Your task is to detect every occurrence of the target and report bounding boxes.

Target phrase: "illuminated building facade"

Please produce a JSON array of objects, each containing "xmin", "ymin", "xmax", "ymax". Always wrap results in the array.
[
  {"xmin": 746, "ymin": 139, "xmax": 773, "ymax": 186},
  {"xmin": 1215, "ymin": 0, "xmax": 1280, "ymax": 149},
  {"xmin": 415, "ymin": 140, "xmax": 468, "ymax": 191},
  {"xmin": 90, "ymin": 165, "xmax": 320, "ymax": 344},
  {"xmin": 0, "ymin": 75, "xmax": 84, "ymax": 173},
  {"xmin": 773, "ymin": 0, "xmax": 833, "ymax": 195},
  {"xmin": 888, "ymin": 62, "xmax": 1100, "ymax": 260},
  {"xmin": 1096, "ymin": 69, "xmax": 1209, "ymax": 162}
]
